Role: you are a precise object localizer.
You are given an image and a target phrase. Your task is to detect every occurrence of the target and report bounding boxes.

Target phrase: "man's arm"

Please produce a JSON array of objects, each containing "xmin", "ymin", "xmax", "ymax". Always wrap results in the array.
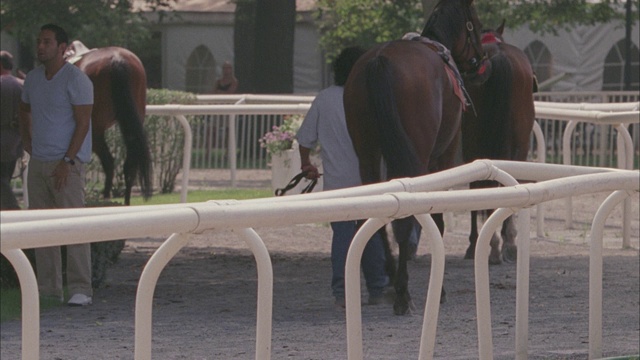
[
  {"xmin": 65, "ymin": 104, "xmax": 92, "ymax": 160},
  {"xmin": 51, "ymin": 104, "xmax": 92, "ymax": 191},
  {"xmin": 299, "ymin": 145, "xmax": 319, "ymax": 179}
]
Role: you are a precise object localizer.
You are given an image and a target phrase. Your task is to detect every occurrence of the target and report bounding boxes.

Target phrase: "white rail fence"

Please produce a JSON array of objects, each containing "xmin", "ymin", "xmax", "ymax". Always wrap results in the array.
[
  {"xmin": 142, "ymin": 100, "xmax": 638, "ymax": 248},
  {"xmin": 80, "ymin": 92, "xmax": 638, "ymax": 179},
  {"xmin": 2, "ymin": 160, "xmax": 638, "ymax": 360},
  {"xmin": 15, "ymin": 96, "xmax": 640, "ymax": 246}
]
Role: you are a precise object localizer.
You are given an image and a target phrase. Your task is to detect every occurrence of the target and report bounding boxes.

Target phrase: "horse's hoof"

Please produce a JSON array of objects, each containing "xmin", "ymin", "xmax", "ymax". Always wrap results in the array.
[
  {"xmin": 502, "ymin": 245, "xmax": 517, "ymax": 263},
  {"xmin": 393, "ymin": 293, "xmax": 415, "ymax": 315}
]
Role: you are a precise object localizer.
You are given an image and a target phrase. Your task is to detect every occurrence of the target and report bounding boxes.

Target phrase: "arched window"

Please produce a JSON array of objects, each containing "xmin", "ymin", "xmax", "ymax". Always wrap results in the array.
[
  {"xmin": 185, "ymin": 45, "xmax": 216, "ymax": 94},
  {"xmin": 524, "ymin": 40, "xmax": 553, "ymax": 84},
  {"xmin": 602, "ymin": 39, "xmax": 639, "ymax": 91}
]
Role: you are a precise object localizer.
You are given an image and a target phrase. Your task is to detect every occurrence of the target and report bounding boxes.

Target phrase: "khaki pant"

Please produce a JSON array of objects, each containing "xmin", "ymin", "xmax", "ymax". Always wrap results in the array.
[{"xmin": 27, "ymin": 158, "xmax": 92, "ymax": 298}]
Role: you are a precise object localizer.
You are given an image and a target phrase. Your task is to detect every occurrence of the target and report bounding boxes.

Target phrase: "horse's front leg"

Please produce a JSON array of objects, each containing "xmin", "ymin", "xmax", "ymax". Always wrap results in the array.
[
  {"xmin": 473, "ymin": 210, "xmax": 503, "ymax": 265},
  {"xmin": 93, "ymin": 135, "xmax": 114, "ymax": 201},
  {"xmin": 392, "ymin": 217, "xmax": 416, "ymax": 315},
  {"xmin": 500, "ymin": 215, "xmax": 518, "ymax": 263}
]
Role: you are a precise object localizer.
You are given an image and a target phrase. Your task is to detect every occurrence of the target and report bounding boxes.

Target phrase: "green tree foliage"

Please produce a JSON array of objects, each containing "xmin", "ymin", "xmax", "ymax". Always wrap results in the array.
[
  {"xmin": 0, "ymin": 0, "xmax": 174, "ymax": 51},
  {"xmin": 476, "ymin": 0, "xmax": 632, "ymax": 35},
  {"xmin": 315, "ymin": 0, "xmax": 636, "ymax": 63},
  {"xmin": 315, "ymin": 0, "xmax": 424, "ymax": 62}
]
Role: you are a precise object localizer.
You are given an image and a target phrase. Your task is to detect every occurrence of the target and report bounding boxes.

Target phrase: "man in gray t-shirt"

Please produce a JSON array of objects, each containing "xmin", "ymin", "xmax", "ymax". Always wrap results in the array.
[
  {"xmin": 19, "ymin": 24, "xmax": 94, "ymax": 307},
  {"xmin": 297, "ymin": 47, "xmax": 390, "ymax": 307}
]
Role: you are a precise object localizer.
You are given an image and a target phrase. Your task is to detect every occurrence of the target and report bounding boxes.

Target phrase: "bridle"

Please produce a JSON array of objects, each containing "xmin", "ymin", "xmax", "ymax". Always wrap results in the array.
[{"xmin": 457, "ymin": 7, "xmax": 489, "ymax": 78}]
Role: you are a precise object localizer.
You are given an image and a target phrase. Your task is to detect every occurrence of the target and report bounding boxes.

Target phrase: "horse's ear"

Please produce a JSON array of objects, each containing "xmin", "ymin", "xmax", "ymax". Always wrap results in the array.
[{"xmin": 497, "ymin": 19, "xmax": 506, "ymax": 35}]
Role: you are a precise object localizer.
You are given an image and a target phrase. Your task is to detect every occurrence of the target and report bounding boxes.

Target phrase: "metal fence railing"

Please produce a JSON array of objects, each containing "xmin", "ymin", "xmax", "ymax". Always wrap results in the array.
[
  {"xmin": 34, "ymin": 92, "xmax": 640, "ymax": 199},
  {"xmin": 531, "ymin": 91, "xmax": 639, "ymax": 168},
  {"xmin": 187, "ymin": 91, "xmax": 639, "ymax": 171}
]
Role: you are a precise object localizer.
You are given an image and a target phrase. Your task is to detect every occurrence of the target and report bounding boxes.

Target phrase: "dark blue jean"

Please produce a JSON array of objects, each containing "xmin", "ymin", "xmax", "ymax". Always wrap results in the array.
[{"xmin": 331, "ymin": 220, "xmax": 388, "ymax": 299}]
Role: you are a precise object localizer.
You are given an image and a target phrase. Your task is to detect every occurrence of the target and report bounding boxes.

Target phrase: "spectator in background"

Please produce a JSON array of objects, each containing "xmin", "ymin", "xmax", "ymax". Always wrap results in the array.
[
  {"xmin": 296, "ymin": 46, "xmax": 391, "ymax": 308},
  {"xmin": 213, "ymin": 61, "xmax": 238, "ymax": 94},
  {"xmin": 19, "ymin": 24, "xmax": 94, "ymax": 306},
  {"xmin": 0, "ymin": 50, "xmax": 24, "ymax": 210}
]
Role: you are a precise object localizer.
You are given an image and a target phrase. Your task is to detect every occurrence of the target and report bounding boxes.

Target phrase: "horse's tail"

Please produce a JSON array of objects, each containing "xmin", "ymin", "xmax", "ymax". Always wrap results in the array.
[
  {"xmin": 365, "ymin": 55, "xmax": 421, "ymax": 179},
  {"xmin": 479, "ymin": 52, "xmax": 513, "ymax": 159},
  {"xmin": 110, "ymin": 58, "xmax": 153, "ymax": 200}
]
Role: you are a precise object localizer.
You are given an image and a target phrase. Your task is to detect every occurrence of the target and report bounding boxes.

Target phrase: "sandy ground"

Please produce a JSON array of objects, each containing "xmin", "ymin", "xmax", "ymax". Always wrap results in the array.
[{"xmin": 1, "ymin": 169, "xmax": 639, "ymax": 359}]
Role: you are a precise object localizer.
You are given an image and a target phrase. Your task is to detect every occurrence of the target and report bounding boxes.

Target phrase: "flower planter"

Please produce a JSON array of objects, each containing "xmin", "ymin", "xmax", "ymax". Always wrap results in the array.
[{"xmin": 270, "ymin": 142, "xmax": 323, "ymax": 195}]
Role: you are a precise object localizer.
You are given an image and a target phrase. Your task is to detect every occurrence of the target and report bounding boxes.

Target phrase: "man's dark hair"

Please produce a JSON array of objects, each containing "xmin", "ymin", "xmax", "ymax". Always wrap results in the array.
[
  {"xmin": 0, "ymin": 50, "xmax": 14, "ymax": 70},
  {"xmin": 40, "ymin": 23, "xmax": 69, "ymax": 46},
  {"xmin": 333, "ymin": 46, "xmax": 366, "ymax": 86}
]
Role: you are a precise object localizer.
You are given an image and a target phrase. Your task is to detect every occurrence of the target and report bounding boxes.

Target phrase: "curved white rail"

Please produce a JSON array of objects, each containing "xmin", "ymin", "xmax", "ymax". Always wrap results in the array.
[
  {"xmin": 1, "ymin": 161, "xmax": 637, "ymax": 360},
  {"xmin": 534, "ymin": 101, "xmax": 639, "ymax": 111},
  {"xmin": 195, "ymin": 93, "xmax": 315, "ymax": 104},
  {"xmin": 588, "ymin": 190, "xmax": 634, "ymax": 359}
]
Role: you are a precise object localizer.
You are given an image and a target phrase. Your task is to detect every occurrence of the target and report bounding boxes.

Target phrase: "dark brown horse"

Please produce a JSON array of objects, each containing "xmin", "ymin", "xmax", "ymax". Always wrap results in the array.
[
  {"xmin": 66, "ymin": 42, "xmax": 152, "ymax": 205},
  {"xmin": 344, "ymin": 0, "xmax": 490, "ymax": 315},
  {"xmin": 461, "ymin": 21, "xmax": 536, "ymax": 264}
]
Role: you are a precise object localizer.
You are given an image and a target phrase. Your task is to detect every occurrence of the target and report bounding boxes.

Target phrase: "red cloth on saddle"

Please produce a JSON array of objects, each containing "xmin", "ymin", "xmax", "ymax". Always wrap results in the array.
[{"xmin": 444, "ymin": 66, "xmax": 467, "ymax": 111}]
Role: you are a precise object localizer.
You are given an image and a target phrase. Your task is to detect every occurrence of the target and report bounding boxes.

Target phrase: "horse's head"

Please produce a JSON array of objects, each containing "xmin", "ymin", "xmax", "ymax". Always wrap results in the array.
[
  {"xmin": 481, "ymin": 19, "xmax": 506, "ymax": 46},
  {"xmin": 422, "ymin": 0, "xmax": 491, "ymax": 84}
]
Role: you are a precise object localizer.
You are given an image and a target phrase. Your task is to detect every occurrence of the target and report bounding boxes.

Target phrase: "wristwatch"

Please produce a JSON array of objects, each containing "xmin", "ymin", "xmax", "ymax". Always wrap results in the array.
[{"xmin": 63, "ymin": 156, "xmax": 75, "ymax": 165}]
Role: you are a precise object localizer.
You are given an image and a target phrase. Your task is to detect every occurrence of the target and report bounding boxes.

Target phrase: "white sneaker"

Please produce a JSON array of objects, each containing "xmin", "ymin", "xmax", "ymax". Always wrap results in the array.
[{"xmin": 67, "ymin": 293, "xmax": 92, "ymax": 306}]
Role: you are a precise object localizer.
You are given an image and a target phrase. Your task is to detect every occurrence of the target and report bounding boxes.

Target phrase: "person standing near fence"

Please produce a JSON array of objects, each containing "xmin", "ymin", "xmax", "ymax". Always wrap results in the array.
[
  {"xmin": 19, "ymin": 24, "xmax": 94, "ymax": 306},
  {"xmin": 213, "ymin": 61, "xmax": 238, "ymax": 94},
  {"xmin": 297, "ymin": 46, "xmax": 391, "ymax": 308},
  {"xmin": 1, "ymin": 50, "xmax": 24, "ymax": 210}
]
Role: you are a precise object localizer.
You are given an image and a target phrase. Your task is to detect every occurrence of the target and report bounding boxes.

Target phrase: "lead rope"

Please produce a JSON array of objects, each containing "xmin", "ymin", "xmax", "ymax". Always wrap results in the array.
[{"xmin": 274, "ymin": 171, "xmax": 319, "ymax": 196}]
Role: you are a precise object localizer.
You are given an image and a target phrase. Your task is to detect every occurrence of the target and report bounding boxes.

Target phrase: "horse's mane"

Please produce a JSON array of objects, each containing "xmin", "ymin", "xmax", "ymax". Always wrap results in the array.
[{"xmin": 420, "ymin": 0, "xmax": 468, "ymax": 49}]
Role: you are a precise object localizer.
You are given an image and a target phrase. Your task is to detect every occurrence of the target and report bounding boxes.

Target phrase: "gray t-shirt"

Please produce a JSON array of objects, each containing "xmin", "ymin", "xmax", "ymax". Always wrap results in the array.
[
  {"xmin": 296, "ymin": 85, "xmax": 361, "ymax": 191},
  {"xmin": 21, "ymin": 62, "xmax": 93, "ymax": 163}
]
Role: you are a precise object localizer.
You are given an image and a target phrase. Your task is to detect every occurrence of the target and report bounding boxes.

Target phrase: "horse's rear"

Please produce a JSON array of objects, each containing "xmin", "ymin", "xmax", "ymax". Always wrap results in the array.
[
  {"xmin": 345, "ymin": 40, "xmax": 462, "ymax": 184},
  {"xmin": 344, "ymin": 40, "xmax": 464, "ymax": 314},
  {"xmin": 75, "ymin": 47, "xmax": 152, "ymax": 205},
  {"xmin": 462, "ymin": 25, "xmax": 536, "ymax": 263}
]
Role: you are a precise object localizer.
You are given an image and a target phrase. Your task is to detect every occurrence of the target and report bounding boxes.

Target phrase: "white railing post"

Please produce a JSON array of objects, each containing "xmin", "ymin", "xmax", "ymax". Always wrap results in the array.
[
  {"xmin": 588, "ymin": 190, "xmax": 633, "ymax": 359},
  {"xmin": 229, "ymin": 97, "xmax": 246, "ymax": 188},
  {"xmin": 562, "ymin": 120, "xmax": 578, "ymax": 229},
  {"xmin": 2, "ymin": 249, "xmax": 40, "ymax": 360},
  {"xmin": 175, "ymin": 115, "xmax": 192, "ymax": 203},
  {"xmin": 515, "ymin": 208, "xmax": 531, "ymax": 360},
  {"xmin": 531, "ymin": 121, "xmax": 546, "ymax": 237},
  {"xmin": 615, "ymin": 123, "xmax": 634, "ymax": 248}
]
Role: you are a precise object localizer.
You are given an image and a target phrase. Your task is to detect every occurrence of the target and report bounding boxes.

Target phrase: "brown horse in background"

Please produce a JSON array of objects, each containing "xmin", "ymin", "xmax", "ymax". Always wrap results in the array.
[
  {"xmin": 66, "ymin": 42, "xmax": 152, "ymax": 205},
  {"xmin": 344, "ymin": 0, "xmax": 491, "ymax": 315},
  {"xmin": 461, "ymin": 21, "xmax": 536, "ymax": 264}
]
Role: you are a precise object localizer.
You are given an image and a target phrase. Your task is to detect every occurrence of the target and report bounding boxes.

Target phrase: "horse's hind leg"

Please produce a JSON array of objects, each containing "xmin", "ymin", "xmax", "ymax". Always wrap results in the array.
[
  {"xmin": 391, "ymin": 217, "xmax": 417, "ymax": 315},
  {"xmin": 94, "ymin": 135, "xmax": 114, "ymax": 200},
  {"xmin": 378, "ymin": 227, "xmax": 397, "ymax": 284},
  {"xmin": 122, "ymin": 155, "xmax": 137, "ymax": 206},
  {"xmin": 500, "ymin": 215, "xmax": 518, "ymax": 263},
  {"xmin": 472, "ymin": 210, "xmax": 503, "ymax": 265}
]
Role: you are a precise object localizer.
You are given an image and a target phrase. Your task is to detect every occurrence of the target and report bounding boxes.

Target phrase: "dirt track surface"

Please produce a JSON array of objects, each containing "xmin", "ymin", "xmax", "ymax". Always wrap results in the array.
[{"xmin": 1, "ymin": 170, "xmax": 639, "ymax": 359}]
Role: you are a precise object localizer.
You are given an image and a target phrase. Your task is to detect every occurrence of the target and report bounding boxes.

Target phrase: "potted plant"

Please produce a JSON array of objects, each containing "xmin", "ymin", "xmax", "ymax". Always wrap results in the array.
[{"xmin": 259, "ymin": 115, "xmax": 322, "ymax": 194}]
